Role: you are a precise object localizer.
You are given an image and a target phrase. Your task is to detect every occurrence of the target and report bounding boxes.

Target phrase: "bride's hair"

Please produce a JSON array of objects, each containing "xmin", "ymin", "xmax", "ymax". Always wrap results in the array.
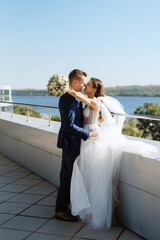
[
  {"xmin": 91, "ymin": 78, "xmax": 104, "ymax": 122},
  {"xmin": 91, "ymin": 78, "xmax": 104, "ymax": 98}
]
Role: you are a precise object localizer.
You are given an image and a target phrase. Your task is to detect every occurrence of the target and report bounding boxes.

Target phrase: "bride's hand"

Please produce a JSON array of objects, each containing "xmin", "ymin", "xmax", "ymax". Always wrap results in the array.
[{"xmin": 89, "ymin": 129, "xmax": 98, "ymax": 138}]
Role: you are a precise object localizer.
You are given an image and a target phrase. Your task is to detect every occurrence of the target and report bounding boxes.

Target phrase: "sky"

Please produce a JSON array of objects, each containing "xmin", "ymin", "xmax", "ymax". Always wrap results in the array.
[{"xmin": 0, "ymin": 0, "xmax": 160, "ymax": 89}]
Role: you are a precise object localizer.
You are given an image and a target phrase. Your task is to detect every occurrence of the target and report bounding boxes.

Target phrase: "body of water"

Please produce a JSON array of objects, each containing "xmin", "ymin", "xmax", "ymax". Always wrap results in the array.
[
  {"xmin": 12, "ymin": 95, "xmax": 160, "ymax": 116},
  {"xmin": 12, "ymin": 95, "xmax": 60, "ymax": 116}
]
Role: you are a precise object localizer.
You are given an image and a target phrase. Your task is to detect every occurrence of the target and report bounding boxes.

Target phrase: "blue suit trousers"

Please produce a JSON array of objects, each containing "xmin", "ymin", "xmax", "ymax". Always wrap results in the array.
[{"xmin": 55, "ymin": 147, "xmax": 80, "ymax": 212}]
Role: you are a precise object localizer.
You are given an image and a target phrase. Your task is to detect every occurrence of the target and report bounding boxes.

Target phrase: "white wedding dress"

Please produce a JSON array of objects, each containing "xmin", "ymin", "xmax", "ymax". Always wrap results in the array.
[{"xmin": 70, "ymin": 97, "xmax": 158, "ymax": 230}]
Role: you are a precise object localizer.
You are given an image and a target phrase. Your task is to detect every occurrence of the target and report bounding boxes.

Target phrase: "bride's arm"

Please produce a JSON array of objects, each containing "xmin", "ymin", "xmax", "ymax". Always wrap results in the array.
[{"xmin": 68, "ymin": 88, "xmax": 99, "ymax": 111}]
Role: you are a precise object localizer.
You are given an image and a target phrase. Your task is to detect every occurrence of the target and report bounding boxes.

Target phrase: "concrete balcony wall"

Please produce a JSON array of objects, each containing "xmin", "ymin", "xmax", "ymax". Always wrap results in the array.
[
  {"xmin": 117, "ymin": 151, "xmax": 160, "ymax": 240},
  {"xmin": 0, "ymin": 112, "xmax": 160, "ymax": 240},
  {"xmin": 0, "ymin": 112, "xmax": 62, "ymax": 186}
]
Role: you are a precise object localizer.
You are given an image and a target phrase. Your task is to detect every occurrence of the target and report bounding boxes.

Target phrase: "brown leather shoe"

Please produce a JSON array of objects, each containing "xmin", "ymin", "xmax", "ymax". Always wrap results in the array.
[{"xmin": 55, "ymin": 211, "xmax": 78, "ymax": 222}]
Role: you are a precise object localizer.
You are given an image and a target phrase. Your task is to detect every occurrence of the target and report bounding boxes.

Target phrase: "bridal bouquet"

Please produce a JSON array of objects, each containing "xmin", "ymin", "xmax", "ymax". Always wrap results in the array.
[{"xmin": 47, "ymin": 74, "xmax": 69, "ymax": 96}]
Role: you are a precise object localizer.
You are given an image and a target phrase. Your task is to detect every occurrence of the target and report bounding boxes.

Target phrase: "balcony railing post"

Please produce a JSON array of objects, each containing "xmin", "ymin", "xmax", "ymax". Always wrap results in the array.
[
  {"xmin": 27, "ymin": 106, "xmax": 30, "ymax": 122},
  {"xmin": 0, "ymin": 104, "xmax": 1, "ymax": 116},
  {"xmin": 49, "ymin": 108, "xmax": 51, "ymax": 127},
  {"xmin": 11, "ymin": 105, "xmax": 14, "ymax": 119}
]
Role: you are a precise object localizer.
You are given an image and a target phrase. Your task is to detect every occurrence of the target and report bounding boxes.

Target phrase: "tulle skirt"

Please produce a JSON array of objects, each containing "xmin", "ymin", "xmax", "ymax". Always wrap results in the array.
[{"xmin": 70, "ymin": 123, "xmax": 158, "ymax": 230}]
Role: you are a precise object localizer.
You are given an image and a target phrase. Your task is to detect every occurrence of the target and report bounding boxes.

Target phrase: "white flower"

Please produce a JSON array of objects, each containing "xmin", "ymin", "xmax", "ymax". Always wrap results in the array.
[{"xmin": 47, "ymin": 74, "xmax": 69, "ymax": 96}]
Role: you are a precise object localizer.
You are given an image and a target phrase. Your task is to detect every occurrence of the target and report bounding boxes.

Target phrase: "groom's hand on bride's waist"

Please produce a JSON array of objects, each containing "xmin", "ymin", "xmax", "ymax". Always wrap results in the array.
[{"xmin": 89, "ymin": 129, "xmax": 98, "ymax": 138}]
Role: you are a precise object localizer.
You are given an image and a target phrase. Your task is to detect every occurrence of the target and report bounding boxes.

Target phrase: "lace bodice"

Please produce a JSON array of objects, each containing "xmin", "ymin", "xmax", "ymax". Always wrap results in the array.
[{"xmin": 83, "ymin": 106, "xmax": 99, "ymax": 125}]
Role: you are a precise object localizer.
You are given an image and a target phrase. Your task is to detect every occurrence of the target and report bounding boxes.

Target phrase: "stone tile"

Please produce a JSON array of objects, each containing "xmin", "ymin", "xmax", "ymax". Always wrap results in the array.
[
  {"xmin": 119, "ymin": 229, "xmax": 144, "ymax": 240},
  {"xmin": 13, "ymin": 178, "xmax": 42, "ymax": 186},
  {"xmin": 17, "ymin": 167, "xmax": 31, "ymax": 173},
  {"xmin": 0, "ymin": 164, "xmax": 6, "ymax": 169},
  {"xmin": 4, "ymin": 171, "xmax": 30, "ymax": 178},
  {"xmin": 37, "ymin": 181, "xmax": 57, "ymax": 188},
  {"xmin": 0, "ymin": 160, "xmax": 10, "ymax": 167},
  {"xmin": 75, "ymin": 225, "xmax": 123, "ymax": 240},
  {"xmin": 0, "ymin": 214, "xmax": 14, "ymax": 225},
  {"xmin": 72, "ymin": 238, "xmax": 92, "ymax": 240},
  {"xmin": 0, "ymin": 202, "xmax": 31, "ymax": 214},
  {"xmin": 0, "ymin": 157, "xmax": 12, "ymax": 165},
  {"xmin": 0, "ymin": 183, "xmax": 6, "ymax": 187},
  {"xmin": 0, "ymin": 192, "xmax": 18, "ymax": 201},
  {"xmin": 0, "ymin": 154, "xmax": 7, "ymax": 160},
  {"xmin": 37, "ymin": 219, "xmax": 84, "ymax": 237},
  {"xmin": 37, "ymin": 196, "xmax": 56, "ymax": 206},
  {"xmin": 0, "ymin": 228, "xmax": 30, "ymax": 240},
  {"xmin": 26, "ymin": 232, "xmax": 70, "ymax": 240},
  {"xmin": 0, "ymin": 155, "xmax": 144, "ymax": 240},
  {"xmin": 1, "ymin": 215, "xmax": 47, "ymax": 232},
  {"xmin": 0, "ymin": 163, "xmax": 6, "ymax": 167},
  {"xmin": 0, "ymin": 163, "xmax": 21, "ymax": 171},
  {"xmin": 0, "ymin": 169, "xmax": 16, "ymax": 175},
  {"xmin": 21, "ymin": 205, "xmax": 55, "ymax": 218},
  {"xmin": 0, "ymin": 170, "xmax": 7, "ymax": 176},
  {"xmin": 8, "ymin": 162, "xmax": 21, "ymax": 167},
  {"xmin": 25, "ymin": 173, "xmax": 43, "ymax": 180},
  {"xmin": 24, "ymin": 186, "xmax": 56, "ymax": 195},
  {"xmin": 0, "ymin": 176, "xmax": 18, "ymax": 184},
  {"xmin": 50, "ymin": 191, "xmax": 58, "ymax": 197},
  {"xmin": 0, "ymin": 184, "xmax": 31, "ymax": 193},
  {"xmin": 8, "ymin": 193, "xmax": 44, "ymax": 204}
]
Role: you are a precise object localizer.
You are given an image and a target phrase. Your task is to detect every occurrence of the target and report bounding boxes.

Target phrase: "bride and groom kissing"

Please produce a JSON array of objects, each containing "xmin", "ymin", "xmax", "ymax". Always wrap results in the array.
[{"xmin": 55, "ymin": 69, "xmax": 158, "ymax": 230}]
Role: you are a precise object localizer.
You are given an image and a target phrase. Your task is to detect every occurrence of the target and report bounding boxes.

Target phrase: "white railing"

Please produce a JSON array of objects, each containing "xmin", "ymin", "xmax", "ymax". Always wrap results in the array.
[
  {"xmin": 0, "ymin": 100, "xmax": 160, "ymax": 125},
  {"xmin": 0, "ymin": 100, "xmax": 59, "ymax": 126}
]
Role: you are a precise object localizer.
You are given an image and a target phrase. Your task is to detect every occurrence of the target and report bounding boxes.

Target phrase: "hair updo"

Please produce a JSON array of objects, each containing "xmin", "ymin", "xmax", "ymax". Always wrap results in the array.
[
  {"xmin": 91, "ymin": 78, "xmax": 104, "ymax": 98},
  {"xmin": 91, "ymin": 78, "xmax": 105, "ymax": 122}
]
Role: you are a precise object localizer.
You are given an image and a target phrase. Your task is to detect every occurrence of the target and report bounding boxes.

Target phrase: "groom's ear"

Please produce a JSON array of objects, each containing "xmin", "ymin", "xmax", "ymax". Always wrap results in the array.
[{"xmin": 74, "ymin": 80, "xmax": 78, "ymax": 85}]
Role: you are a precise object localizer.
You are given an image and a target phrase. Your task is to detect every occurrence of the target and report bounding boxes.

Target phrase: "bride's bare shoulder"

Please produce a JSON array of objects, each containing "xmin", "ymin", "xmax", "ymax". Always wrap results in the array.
[{"xmin": 89, "ymin": 98, "xmax": 99, "ymax": 111}]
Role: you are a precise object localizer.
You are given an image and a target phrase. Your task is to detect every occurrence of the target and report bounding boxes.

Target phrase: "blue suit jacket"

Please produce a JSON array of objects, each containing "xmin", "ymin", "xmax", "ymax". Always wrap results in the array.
[{"xmin": 57, "ymin": 93, "xmax": 90, "ymax": 149}]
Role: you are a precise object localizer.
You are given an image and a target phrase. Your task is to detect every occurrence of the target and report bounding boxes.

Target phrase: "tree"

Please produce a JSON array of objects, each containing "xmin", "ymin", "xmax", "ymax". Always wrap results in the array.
[
  {"xmin": 51, "ymin": 115, "xmax": 61, "ymax": 122},
  {"xmin": 13, "ymin": 105, "xmax": 41, "ymax": 118},
  {"xmin": 134, "ymin": 102, "xmax": 160, "ymax": 140},
  {"xmin": 122, "ymin": 119, "xmax": 143, "ymax": 137}
]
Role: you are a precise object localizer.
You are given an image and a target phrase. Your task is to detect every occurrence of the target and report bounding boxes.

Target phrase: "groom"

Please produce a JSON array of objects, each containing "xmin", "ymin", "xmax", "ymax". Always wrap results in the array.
[{"xmin": 55, "ymin": 69, "xmax": 98, "ymax": 221}]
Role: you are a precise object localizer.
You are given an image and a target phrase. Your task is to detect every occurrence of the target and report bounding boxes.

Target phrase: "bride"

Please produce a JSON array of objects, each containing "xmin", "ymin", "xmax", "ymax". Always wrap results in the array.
[{"xmin": 67, "ymin": 78, "xmax": 158, "ymax": 230}]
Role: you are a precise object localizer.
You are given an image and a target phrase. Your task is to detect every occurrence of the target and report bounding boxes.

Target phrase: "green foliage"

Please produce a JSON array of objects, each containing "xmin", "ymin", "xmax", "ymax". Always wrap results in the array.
[
  {"xmin": 122, "ymin": 119, "xmax": 143, "ymax": 137},
  {"xmin": 104, "ymin": 85, "xmax": 160, "ymax": 96},
  {"xmin": 134, "ymin": 102, "xmax": 160, "ymax": 140},
  {"xmin": 13, "ymin": 105, "xmax": 41, "ymax": 118},
  {"xmin": 51, "ymin": 115, "xmax": 61, "ymax": 122}
]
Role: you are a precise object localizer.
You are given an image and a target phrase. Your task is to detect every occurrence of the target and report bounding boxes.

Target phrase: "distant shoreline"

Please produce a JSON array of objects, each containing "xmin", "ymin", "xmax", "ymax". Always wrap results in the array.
[
  {"xmin": 12, "ymin": 94, "xmax": 160, "ymax": 97},
  {"xmin": 12, "ymin": 85, "xmax": 160, "ymax": 97}
]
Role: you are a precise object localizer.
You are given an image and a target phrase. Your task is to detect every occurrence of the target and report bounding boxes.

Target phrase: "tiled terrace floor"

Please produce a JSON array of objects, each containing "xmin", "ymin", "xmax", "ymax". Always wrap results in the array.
[{"xmin": 0, "ymin": 153, "xmax": 144, "ymax": 240}]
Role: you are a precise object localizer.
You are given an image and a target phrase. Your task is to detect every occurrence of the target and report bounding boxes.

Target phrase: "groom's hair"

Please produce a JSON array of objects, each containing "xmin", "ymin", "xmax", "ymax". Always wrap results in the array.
[{"xmin": 69, "ymin": 69, "xmax": 87, "ymax": 84}]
